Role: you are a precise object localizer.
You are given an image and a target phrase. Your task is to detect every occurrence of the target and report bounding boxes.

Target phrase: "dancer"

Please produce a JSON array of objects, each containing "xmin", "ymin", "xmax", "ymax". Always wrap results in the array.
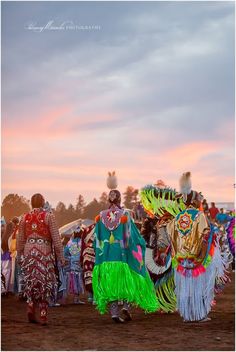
[
  {"xmin": 212, "ymin": 222, "xmax": 232, "ymax": 294},
  {"xmin": 80, "ymin": 223, "xmax": 95, "ymax": 303},
  {"xmin": 17, "ymin": 193, "xmax": 64, "ymax": 325},
  {"xmin": 167, "ymin": 172, "xmax": 224, "ymax": 323},
  {"xmin": 8, "ymin": 217, "xmax": 20, "ymax": 293},
  {"xmin": 64, "ymin": 227, "xmax": 85, "ymax": 304},
  {"xmin": 92, "ymin": 172, "xmax": 159, "ymax": 323},
  {"xmin": 140, "ymin": 180, "xmax": 185, "ymax": 313}
]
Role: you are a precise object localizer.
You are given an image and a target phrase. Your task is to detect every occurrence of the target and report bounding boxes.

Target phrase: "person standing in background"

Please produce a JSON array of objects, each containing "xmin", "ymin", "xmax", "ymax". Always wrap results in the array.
[
  {"xmin": 8, "ymin": 217, "xmax": 20, "ymax": 293},
  {"xmin": 64, "ymin": 228, "xmax": 85, "ymax": 305},
  {"xmin": 1, "ymin": 218, "xmax": 13, "ymax": 294},
  {"xmin": 209, "ymin": 202, "xmax": 219, "ymax": 221}
]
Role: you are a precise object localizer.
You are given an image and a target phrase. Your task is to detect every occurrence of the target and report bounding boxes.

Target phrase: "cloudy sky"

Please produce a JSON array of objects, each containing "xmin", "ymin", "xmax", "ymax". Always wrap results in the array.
[{"xmin": 2, "ymin": 1, "xmax": 235, "ymax": 207}]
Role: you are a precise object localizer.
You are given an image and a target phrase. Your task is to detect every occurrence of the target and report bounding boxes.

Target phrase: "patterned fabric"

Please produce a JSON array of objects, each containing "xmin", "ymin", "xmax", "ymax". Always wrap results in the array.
[
  {"xmin": 141, "ymin": 214, "xmax": 175, "ymax": 313},
  {"xmin": 93, "ymin": 206, "xmax": 159, "ymax": 314},
  {"xmin": 21, "ymin": 248, "xmax": 57, "ymax": 303},
  {"xmin": 80, "ymin": 224, "xmax": 95, "ymax": 293},
  {"xmin": 17, "ymin": 209, "xmax": 64, "ymax": 303},
  {"xmin": 94, "ymin": 208, "xmax": 146, "ymax": 276},
  {"xmin": 64, "ymin": 237, "xmax": 84, "ymax": 295},
  {"xmin": 24, "ymin": 210, "xmax": 50, "ymax": 239},
  {"xmin": 167, "ymin": 209, "xmax": 210, "ymax": 260},
  {"xmin": 17, "ymin": 209, "xmax": 64, "ymax": 262},
  {"xmin": 100, "ymin": 205, "xmax": 125, "ymax": 231},
  {"xmin": 176, "ymin": 209, "xmax": 199, "ymax": 236},
  {"xmin": 166, "ymin": 207, "xmax": 225, "ymax": 321}
]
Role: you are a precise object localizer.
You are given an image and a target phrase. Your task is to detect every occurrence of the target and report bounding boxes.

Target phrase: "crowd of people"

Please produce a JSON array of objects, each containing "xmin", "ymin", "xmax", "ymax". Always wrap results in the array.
[{"xmin": 1, "ymin": 171, "xmax": 235, "ymax": 326}]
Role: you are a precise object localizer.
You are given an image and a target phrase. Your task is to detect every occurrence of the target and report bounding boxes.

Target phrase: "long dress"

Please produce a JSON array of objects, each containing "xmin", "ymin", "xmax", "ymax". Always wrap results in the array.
[
  {"xmin": 92, "ymin": 205, "xmax": 159, "ymax": 314},
  {"xmin": 17, "ymin": 208, "xmax": 64, "ymax": 304},
  {"xmin": 64, "ymin": 237, "xmax": 84, "ymax": 297}
]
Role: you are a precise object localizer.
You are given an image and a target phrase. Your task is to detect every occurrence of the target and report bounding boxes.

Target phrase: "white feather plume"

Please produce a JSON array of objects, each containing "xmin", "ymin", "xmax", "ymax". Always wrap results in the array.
[
  {"xmin": 106, "ymin": 171, "xmax": 118, "ymax": 189},
  {"xmin": 179, "ymin": 171, "xmax": 192, "ymax": 195}
]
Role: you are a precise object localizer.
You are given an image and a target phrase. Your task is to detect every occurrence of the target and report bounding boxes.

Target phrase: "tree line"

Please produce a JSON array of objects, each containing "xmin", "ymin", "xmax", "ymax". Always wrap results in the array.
[{"xmin": 1, "ymin": 186, "xmax": 139, "ymax": 228}]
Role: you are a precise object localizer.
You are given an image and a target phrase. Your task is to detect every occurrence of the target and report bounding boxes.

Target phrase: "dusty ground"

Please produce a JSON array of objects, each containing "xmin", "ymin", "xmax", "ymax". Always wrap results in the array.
[{"xmin": 1, "ymin": 274, "xmax": 235, "ymax": 351}]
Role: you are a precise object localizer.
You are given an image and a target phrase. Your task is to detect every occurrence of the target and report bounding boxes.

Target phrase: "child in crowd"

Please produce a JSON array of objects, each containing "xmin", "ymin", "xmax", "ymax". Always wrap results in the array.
[{"xmin": 64, "ymin": 228, "xmax": 85, "ymax": 304}]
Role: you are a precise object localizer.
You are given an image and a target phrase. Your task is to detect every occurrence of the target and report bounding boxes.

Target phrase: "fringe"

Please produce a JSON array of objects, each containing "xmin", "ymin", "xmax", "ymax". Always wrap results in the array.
[
  {"xmin": 214, "ymin": 238, "xmax": 231, "ymax": 294},
  {"xmin": 92, "ymin": 261, "xmax": 159, "ymax": 314},
  {"xmin": 155, "ymin": 269, "xmax": 176, "ymax": 312},
  {"xmin": 174, "ymin": 248, "xmax": 222, "ymax": 321}
]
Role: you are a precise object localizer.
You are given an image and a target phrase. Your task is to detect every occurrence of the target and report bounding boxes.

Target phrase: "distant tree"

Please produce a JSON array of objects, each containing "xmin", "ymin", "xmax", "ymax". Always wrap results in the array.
[
  {"xmin": 54, "ymin": 201, "xmax": 67, "ymax": 228},
  {"xmin": 75, "ymin": 194, "xmax": 86, "ymax": 218},
  {"xmin": 66, "ymin": 203, "xmax": 77, "ymax": 223},
  {"xmin": 83, "ymin": 198, "xmax": 101, "ymax": 220},
  {"xmin": 55, "ymin": 201, "xmax": 67, "ymax": 213},
  {"xmin": 1, "ymin": 194, "xmax": 30, "ymax": 222},
  {"xmin": 99, "ymin": 192, "xmax": 109, "ymax": 210},
  {"xmin": 123, "ymin": 186, "xmax": 139, "ymax": 209}
]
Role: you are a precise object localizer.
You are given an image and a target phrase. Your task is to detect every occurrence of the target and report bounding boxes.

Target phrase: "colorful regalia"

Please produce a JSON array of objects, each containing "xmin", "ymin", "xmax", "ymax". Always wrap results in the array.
[
  {"xmin": 225, "ymin": 216, "xmax": 235, "ymax": 258},
  {"xmin": 92, "ymin": 172, "xmax": 159, "ymax": 322},
  {"xmin": 80, "ymin": 224, "xmax": 95, "ymax": 295},
  {"xmin": 1, "ymin": 250, "xmax": 11, "ymax": 294},
  {"xmin": 212, "ymin": 223, "xmax": 232, "ymax": 294},
  {"xmin": 8, "ymin": 218, "xmax": 22, "ymax": 294},
  {"xmin": 1, "ymin": 218, "xmax": 12, "ymax": 294},
  {"xmin": 17, "ymin": 203, "xmax": 64, "ymax": 325},
  {"xmin": 166, "ymin": 172, "xmax": 225, "ymax": 322},
  {"xmin": 140, "ymin": 181, "xmax": 185, "ymax": 313},
  {"xmin": 64, "ymin": 234, "xmax": 84, "ymax": 301}
]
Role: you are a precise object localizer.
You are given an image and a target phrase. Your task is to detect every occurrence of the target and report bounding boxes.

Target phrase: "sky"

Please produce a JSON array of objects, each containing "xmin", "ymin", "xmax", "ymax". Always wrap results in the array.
[{"xmin": 1, "ymin": 1, "xmax": 235, "ymax": 207}]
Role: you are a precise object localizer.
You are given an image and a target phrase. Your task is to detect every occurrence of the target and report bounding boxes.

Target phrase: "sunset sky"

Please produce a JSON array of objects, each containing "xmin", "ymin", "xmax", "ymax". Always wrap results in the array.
[{"xmin": 2, "ymin": 1, "xmax": 235, "ymax": 207}]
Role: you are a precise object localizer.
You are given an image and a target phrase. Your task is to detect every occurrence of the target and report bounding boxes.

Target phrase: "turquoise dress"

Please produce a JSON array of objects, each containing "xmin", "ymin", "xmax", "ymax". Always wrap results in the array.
[{"xmin": 92, "ymin": 205, "xmax": 159, "ymax": 314}]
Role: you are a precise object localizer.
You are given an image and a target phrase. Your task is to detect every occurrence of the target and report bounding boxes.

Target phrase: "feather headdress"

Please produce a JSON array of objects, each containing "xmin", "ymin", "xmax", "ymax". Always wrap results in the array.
[{"xmin": 107, "ymin": 171, "xmax": 118, "ymax": 190}]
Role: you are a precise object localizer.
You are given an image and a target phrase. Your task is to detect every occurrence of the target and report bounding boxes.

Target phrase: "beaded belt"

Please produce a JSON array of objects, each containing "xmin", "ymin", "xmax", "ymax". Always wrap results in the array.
[{"xmin": 27, "ymin": 238, "xmax": 51, "ymax": 245}]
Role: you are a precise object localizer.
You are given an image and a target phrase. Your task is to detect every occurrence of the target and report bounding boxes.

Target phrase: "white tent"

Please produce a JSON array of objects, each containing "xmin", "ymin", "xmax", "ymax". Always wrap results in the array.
[{"xmin": 59, "ymin": 218, "xmax": 94, "ymax": 236}]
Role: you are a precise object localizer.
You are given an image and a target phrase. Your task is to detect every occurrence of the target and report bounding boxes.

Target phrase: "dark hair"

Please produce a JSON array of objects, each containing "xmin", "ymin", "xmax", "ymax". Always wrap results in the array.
[
  {"xmin": 31, "ymin": 193, "xmax": 45, "ymax": 208},
  {"xmin": 108, "ymin": 190, "xmax": 121, "ymax": 207},
  {"xmin": 211, "ymin": 202, "xmax": 215, "ymax": 207}
]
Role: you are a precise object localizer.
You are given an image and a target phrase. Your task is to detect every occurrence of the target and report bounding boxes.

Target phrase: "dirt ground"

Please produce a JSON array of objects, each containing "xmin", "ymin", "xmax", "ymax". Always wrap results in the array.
[{"xmin": 1, "ymin": 274, "xmax": 235, "ymax": 351}]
